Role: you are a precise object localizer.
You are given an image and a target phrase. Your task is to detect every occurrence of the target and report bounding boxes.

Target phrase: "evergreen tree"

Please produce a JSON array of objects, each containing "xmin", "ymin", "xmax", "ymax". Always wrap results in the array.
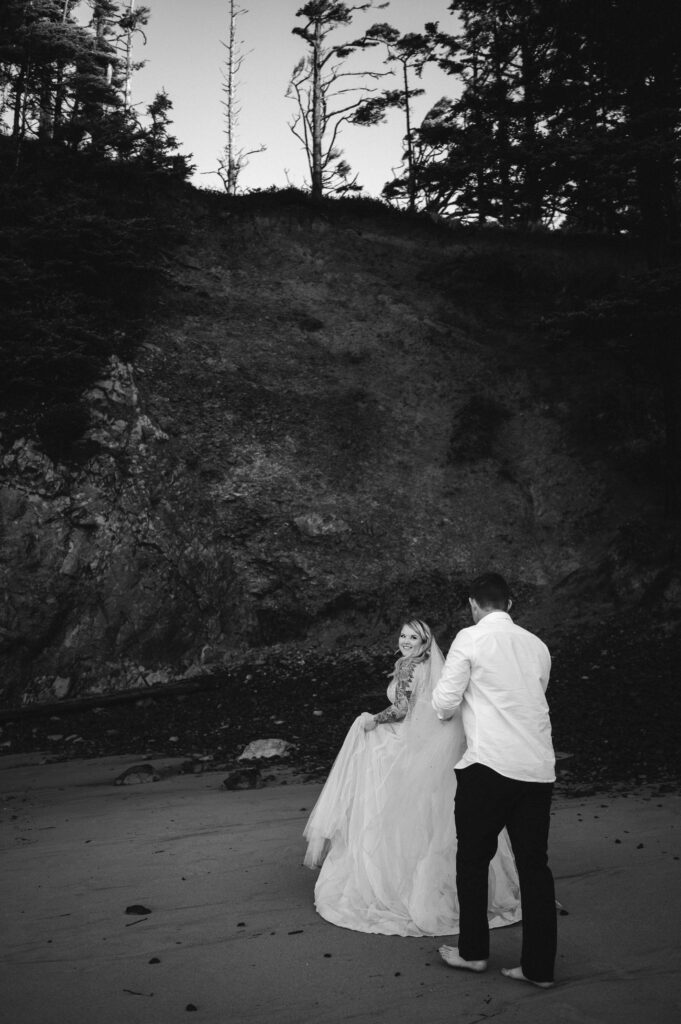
[
  {"xmin": 0, "ymin": 0, "xmax": 152, "ymax": 164},
  {"xmin": 419, "ymin": 1, "xmax": 558, "ymax": 226},
  {"xmin": 0, "ymin": 1, "xmax": 92, "ymax": 154},
  {"xmin": 412, "ymin": 0, "xmax": 681, "ymax": 244},
  {"xmin": 136, "ymin": 89, "xmax": 195, "ymax": 179},
  {"xmin": 551, "ymin": 0, "xmax": 681, "ymax": 258},
  {"xmin": 353, "ymin": 22, "xmax": 438, "ymax": 212},
  {"xmin": 69, "ymin": 1, "xmax": 126, "ymax": 155},
  {"xmin": 287, "ymin": 1, "xmax": 389, "ymax": 199}
]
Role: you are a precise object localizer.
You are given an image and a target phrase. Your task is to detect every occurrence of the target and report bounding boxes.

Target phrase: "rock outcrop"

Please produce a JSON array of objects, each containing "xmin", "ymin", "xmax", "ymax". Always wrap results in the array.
[{"xmin": 1, "ymin": 200, "xmax": 675, "ymax": 704}]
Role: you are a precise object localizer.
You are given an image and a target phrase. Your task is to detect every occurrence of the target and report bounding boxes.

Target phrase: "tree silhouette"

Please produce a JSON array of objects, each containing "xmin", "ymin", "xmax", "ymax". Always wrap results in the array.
[
  {"xmin": 287, "ymin": 1, "xmax": 389, "ymax": 199},
  {"xmin": 354, "ymin": 22, "xmax": 438, "ymax": 211},
  {"xmin": 217, "ymin": 0, "xmax": 265, "ymax": 195}
]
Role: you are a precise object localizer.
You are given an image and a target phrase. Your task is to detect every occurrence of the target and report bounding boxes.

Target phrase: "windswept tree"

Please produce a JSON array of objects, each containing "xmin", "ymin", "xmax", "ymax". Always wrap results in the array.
[
  {"xmin": 287, "ymin": 0, "xmax": 389, "ymax": 199},
  {"xmin": 354, "ymin": 22, "xmax": 438, "ymax": 211},
  {"xmin": 383, "ymin": 2, "xmax": 563, "ymax": 226},
  {"xmin": 440, "ymin": 2, "xmax": 528, "ymax": 227},
  {"xmin": 383, "ymin": 96, "xmax": 463, "ymax": 215},
  {"xmin": 217, "ymin": 0, "xmax": 265, "ymax": 194}
]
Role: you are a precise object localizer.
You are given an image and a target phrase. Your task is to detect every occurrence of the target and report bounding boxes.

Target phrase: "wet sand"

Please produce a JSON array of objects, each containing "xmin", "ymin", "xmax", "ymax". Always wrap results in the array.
[{"xmin": 1, "ymin": 754, "xmax": 679, "ymax": 1023}]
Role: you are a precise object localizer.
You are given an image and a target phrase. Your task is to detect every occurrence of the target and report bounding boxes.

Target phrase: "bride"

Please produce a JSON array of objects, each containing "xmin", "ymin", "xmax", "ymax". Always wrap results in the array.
[{"xmin": 303, "ymin": 619, "xmax": 521, "ymax": 937}]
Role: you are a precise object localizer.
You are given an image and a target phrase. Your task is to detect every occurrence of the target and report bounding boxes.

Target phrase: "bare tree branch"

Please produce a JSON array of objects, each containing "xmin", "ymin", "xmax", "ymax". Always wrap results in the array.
[{"xmin": 219, "ymin": 0, "xmax": 265, "ymax": 194}]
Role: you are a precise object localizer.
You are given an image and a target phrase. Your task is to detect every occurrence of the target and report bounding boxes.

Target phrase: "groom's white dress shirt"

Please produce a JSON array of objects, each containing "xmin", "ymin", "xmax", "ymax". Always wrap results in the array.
[{"xmin": 432, "ymin": 611, "xmax": 555, "ymax": 783}]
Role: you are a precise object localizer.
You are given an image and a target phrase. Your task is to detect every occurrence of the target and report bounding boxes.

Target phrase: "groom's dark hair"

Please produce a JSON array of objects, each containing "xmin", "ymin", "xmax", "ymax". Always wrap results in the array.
[{"xmin": 469, "ymin": 573, "xmax": 512, "ymax": 610}]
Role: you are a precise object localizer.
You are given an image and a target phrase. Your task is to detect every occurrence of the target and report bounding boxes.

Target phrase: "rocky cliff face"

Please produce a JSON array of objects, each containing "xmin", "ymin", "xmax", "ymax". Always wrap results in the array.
[{"xmin": 1, "ymin": 197, "xmax": 674, "ymax": 704}]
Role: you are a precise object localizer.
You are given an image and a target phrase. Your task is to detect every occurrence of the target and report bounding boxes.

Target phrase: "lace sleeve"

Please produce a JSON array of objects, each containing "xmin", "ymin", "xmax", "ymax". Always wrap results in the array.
[{"xmin": 373, "ymin": 673, "xmax": 412, "ymax": 724}]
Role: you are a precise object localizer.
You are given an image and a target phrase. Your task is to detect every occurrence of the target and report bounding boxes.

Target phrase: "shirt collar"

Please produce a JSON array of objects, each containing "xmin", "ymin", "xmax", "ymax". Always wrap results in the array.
[{"xmin": 476, "ymin": 610, "xmax": 513, "ymax": 625}]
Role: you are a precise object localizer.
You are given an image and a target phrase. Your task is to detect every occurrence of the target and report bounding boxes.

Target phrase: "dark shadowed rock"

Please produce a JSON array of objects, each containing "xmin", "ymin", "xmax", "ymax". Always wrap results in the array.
[{"xmin": 222, "ymin": 767, "xmax": 263, "ymax": 791}]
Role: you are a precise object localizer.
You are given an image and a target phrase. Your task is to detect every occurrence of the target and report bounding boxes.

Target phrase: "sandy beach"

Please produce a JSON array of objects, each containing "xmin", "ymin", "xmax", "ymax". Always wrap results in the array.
[{"xmin": 1, "ymin": 754, "xmax": 679, "ymax": 1024}]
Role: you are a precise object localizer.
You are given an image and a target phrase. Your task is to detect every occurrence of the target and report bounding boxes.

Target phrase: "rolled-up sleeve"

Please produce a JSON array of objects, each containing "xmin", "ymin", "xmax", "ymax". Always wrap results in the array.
[{"xmin": 432, "ymin": 631, "xmax": 473, "ymax": 719}]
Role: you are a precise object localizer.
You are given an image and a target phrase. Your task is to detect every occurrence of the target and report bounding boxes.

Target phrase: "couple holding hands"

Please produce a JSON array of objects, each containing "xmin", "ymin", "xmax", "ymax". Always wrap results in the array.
[{"xmin": 303, "ymin": 572, "xmax": 557, "ymax": 988}]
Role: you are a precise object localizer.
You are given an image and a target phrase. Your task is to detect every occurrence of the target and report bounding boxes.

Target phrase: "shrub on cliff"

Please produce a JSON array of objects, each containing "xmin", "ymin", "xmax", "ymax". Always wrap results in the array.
[{"xmin": 0, "ymin": 138, "xmax": 185, "ymax": 452}]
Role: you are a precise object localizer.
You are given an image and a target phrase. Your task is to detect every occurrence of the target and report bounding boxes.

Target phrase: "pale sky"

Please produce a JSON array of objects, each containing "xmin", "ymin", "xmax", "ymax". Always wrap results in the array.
[{"xmin": 131, "ymin": 0, "xmax": 458, "ymax": 195}]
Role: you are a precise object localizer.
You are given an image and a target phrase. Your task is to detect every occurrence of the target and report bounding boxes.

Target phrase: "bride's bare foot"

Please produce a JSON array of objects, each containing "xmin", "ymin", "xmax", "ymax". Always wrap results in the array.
[
  {"xmin": 501, "ymin": 966, "xmax": 554, "ymax": 988},
  {"xmin": 439, "ymin": 946, "xmax": 487, "ymax": 972}
]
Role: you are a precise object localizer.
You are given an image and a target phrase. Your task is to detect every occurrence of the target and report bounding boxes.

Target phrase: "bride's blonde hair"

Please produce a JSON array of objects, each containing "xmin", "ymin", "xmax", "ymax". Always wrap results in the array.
[
  {"xmin": 391, "ymin": 619, "xmax": 433, "ymax": 688},
  {"xmin": 400, "ymin": 619, "xmax": 432, "ymax": 663}
]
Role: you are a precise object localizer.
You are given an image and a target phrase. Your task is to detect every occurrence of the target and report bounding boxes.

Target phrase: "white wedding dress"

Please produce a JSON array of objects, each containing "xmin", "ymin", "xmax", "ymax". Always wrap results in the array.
[{"xmin": 303, "ymin": 644, "xmax": 521, "ymax": 936}]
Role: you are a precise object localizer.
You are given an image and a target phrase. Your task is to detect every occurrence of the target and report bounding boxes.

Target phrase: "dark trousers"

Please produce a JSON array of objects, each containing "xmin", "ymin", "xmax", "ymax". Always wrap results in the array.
[{"xmin": 454, "ymin": 763, "xmax": 557, "ymax": 983}]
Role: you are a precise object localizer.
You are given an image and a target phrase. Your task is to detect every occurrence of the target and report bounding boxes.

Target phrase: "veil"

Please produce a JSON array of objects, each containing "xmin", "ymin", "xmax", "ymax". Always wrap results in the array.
[
  {"xmin": 406, "ymin": 639, "xmax": 466, "ymax": 773},
  {"xmin": 376, "ymin": 640, "xmax": 466, "ymax": 865},
  {"xmin": 402, "ymin": 638, "xmax": 462, "ymax": 752}
]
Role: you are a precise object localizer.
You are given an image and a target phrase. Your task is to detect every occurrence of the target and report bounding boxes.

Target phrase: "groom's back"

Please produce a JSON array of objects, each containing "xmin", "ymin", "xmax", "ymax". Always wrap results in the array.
[{"xmin": 456, "ymin": 611, "xmax": 554, "ymax": 782}]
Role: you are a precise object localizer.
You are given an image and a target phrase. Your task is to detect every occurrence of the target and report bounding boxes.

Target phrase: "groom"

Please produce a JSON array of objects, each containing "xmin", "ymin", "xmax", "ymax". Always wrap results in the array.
[{"xmin": 431, "ymin": 573, "xmax": 557, "ymax": 987}]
